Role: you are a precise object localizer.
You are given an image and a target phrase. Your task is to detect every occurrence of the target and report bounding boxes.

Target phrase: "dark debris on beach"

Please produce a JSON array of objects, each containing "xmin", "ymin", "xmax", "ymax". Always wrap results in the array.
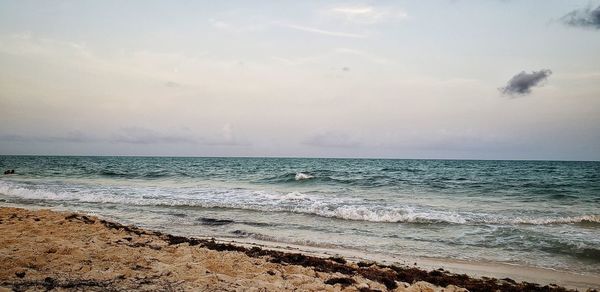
[
  {"xmin": 63, "ymin": 213, "xmax": 590, "ymax": 292},
  {"xmin": 7, "ymin": 275, "xmax": 181, "ymax": 292}
]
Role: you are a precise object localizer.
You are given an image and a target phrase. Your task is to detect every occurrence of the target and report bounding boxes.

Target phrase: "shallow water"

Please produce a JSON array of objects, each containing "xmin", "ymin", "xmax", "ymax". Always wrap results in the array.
[{"xmin": 1, "ymin": 156, "xmax": 598, "ymax": 274}]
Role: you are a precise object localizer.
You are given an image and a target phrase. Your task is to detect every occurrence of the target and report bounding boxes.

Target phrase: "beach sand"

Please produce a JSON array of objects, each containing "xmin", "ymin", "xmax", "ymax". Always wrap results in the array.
[{"xmin": 0, "ymin": 207, "xmax": 590, "ymax": 291}]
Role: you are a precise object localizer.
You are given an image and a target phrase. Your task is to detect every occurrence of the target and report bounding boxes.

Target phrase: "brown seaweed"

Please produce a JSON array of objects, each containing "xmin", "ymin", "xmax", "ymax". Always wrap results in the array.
[{"xmin": 62, "ymin": 213, "xmax": 587, "ymax": 292}]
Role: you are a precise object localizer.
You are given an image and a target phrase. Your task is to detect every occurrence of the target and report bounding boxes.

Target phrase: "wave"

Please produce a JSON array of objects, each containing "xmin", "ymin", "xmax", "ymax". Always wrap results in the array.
[
  {"xmin": 99, "ymin": 170, "xmax": 172, "ymax": 179},
  {"xmin": 168, "ymin": 212, "xmax": 188, "ymax": 218},
  {"xmin": 197, "ymin": 217, "xmax": 235, "ymax": 226},
  {"xmin": 294, "ymin": 172, "xmax": 314, "ymax": 181},
  {"xmin": 231, "ymin": 229, "xmax": 277, "ymax": 241},
  {"xmin": 229, "ymin": 229, "xmax": 339, "ymax": 248},
  {"xmin": 260, "ymin": 171, "xmax": 358, "ymax": 185},
  {"xmin": 293, "ymin": 204, "xmax": 466, "ymax": 224},
  {"xmin": 99, "ymin": 170, "xmax": 137, "ymax": 178},
  {"xmin": 0, "ymin": 181, "xmax": 598, "ymax": 226},
  {"xmin": 195, "ymin": 217, "xmax": 271, "ymax": 227},
  {"xmin": 496, "ymin": 215, "xmax": 600, "ymax": 225},
  {"xmin": 470, "ymin": 227, "xmax": 600, "ymax": 263},
  {"xmin": 380, "ymin": 167, "xmax": 423, "ymax": 173},
  {"xmin": 260, "ymin": 172, "xmax": 316, "ymax": 183}
]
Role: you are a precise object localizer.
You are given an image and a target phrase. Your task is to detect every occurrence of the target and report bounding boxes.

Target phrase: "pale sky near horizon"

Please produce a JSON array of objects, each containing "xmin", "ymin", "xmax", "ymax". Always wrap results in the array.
[{"xmin": 1, "ymin": 1, "xmax": 599, "ymax": 160}]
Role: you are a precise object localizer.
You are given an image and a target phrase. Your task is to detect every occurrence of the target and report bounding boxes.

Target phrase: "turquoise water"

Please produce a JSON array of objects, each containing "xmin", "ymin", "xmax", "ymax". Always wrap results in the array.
[{"xmin": 1, "ymin": 156, "xmax": 598, "ymax": 274}]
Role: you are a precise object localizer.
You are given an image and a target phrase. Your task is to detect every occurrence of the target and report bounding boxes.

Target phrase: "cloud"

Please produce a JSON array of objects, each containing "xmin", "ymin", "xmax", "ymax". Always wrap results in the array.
[
  {"xmin": 0, "ymin": 131, "xmax": 97, "ymax": 143},
  {"xmin": 279, "ymin": 23, "xmax": 365, "ymax": 38},
  {"xmin": 333, "ymin": 48, "xmax": 389, "ymax": 64},
  {"xmin": 271, "ymin": 47, "xmax": 388, "ymax": 67},
  {"xmin": 561, "ymin": 5, "xmax": 600, "ymax": 29},
  {"xmin": 499, "ymin": 69, "xmax": 552, "ymax": 96},
  {"xmin": 327, "ymin": 5, "xmax": 407, "ymax": 24},
  {"xmin": 1, "ymin": 127, "xmax": 247, "ymax": 147},
  {"xmin": 110, "ymin": 127, "xmax": 196, "ymax": 144},
  {"xmin": 303, "ymin": 132, "xmax": 360, "ymax": 148},
  {"xmin": 209, "ymin": 19, "xmax": 265, "ymax": 33}
]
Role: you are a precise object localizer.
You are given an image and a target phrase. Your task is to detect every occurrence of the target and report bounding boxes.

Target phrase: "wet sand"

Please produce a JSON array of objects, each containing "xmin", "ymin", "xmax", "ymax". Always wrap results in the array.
[{"xmin": 0, "ymin": 207, "xmax": 592, "ymax": 291}]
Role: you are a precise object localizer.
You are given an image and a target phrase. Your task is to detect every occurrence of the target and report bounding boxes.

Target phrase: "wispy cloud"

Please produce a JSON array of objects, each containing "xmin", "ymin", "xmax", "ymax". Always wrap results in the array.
[
  {"xmin": 279, "ymin": 23, "xmax": 366, "ymax": 38},
  {"xmin": 271, "ymin": 47, "xmax": 389, "ymax": 67},
  {"xmin": 499, "ymin": 69, "xmax": 552, "ymax": 97},
  {"xmin": 270, "ymin": 55, "xmax": 321, "ymax": 66},
  {"xmin": 333, "ymin": 48, "xmax": 389, "ymax": 64},
  {"xmin": 326, "ymin": 5, "xmax": 407, "ymax": 24},
  {"xmin": 209, "ymin": 19, "xmax": 266, "ymax": 33},
  {"xmin": 561, "ymin": 5, "xmax": 600, "ymax": 29}
]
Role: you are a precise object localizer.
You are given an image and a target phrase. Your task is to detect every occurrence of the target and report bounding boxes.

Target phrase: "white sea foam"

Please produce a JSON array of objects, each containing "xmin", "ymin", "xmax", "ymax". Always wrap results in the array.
[
  {"xmin": 1, "ymin": 181, "xmax": 598, "ymax": 225},
  {"xmin": 295, "ymin": 204, "xmax": 468, "ymax": 224},
  {"xmin": 294, "ymin": 172, "xmax": 314, "ymax": 181},
  {"xmin": 230, "ymin": 230, "xmax": 339, "ymax": 248}
]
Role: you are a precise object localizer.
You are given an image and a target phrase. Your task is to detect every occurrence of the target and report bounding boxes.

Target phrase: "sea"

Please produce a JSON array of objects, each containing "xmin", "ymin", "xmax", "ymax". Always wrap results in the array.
[{"xmin": 0, "ymin": 156, "xmax": 598, "ymax": 274}]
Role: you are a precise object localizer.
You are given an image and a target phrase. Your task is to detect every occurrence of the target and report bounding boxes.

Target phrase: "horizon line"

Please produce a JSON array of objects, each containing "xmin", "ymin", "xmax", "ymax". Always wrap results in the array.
[{"xmin": 0, "ymin": 154, "xmax": 597, "ymax": 163}]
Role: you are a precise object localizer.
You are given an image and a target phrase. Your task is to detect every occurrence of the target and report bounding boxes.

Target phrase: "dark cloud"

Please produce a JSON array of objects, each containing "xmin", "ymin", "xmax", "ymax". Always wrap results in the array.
[
  {"xmin": 499, "ymin": 69, "xmax": 552, "ymax": 96},
  {"xmin": 561, "ymin": 5, "xmax": 600, "ymax": 29},
  {"xmin": 303, "ymin": 132, "xmax": 360, "ymax": 148}
]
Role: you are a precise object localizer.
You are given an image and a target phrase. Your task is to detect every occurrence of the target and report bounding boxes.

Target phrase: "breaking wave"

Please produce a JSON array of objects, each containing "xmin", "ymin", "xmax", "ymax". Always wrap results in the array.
[
  {"xmin": 294, "ymin": 172, "xmax": 314, "ymax": 181},
  {"xmin": 260, "ymin": 172, "xmax": 317, "ymax": 183},
  {"xmin": 0, "ymin": 181, "xmax": 597, "ymax": 226}
]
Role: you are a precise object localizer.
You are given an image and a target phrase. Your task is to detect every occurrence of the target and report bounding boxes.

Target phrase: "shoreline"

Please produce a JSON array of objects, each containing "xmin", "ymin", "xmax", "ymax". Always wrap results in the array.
[
  {"xmin": 210, "ymin": 237, "xmax": 600, "ymax": 290},
  {"xmin": 3, "ymin": 202, "xmax": 598, "ymax": 290},
  {"xmin": 1, "ymin": 207, "xmax": 596, "ymax": 291}
]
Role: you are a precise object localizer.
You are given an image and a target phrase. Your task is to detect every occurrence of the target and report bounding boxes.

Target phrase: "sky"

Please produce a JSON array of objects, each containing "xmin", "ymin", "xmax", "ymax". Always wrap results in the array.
[{"xmin": 0, "ymin": 0, "xmax": 599, "ymax": 160}]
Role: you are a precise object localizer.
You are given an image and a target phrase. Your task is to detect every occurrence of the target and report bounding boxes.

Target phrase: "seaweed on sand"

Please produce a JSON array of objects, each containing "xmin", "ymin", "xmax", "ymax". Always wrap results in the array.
[{"xmin": 63, "ymin": 213, "xmax": 581, "ymax": 292}]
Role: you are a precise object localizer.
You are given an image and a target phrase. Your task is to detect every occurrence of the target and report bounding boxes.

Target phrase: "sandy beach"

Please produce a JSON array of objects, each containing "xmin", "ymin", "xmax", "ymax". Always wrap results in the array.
[
  {"xmin": 1, "ymin": 207, "xmax": 592, "ymax": 292},
  {"xmin": 2, "ymin": 0, "xmax": 600, "ymax": 290}
]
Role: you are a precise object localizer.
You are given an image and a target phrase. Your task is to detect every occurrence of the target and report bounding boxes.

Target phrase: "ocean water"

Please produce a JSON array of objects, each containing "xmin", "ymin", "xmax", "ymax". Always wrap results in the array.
[{"xmin": 0, "ymin": 156, "xmax": 599, "ymax": 274}]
